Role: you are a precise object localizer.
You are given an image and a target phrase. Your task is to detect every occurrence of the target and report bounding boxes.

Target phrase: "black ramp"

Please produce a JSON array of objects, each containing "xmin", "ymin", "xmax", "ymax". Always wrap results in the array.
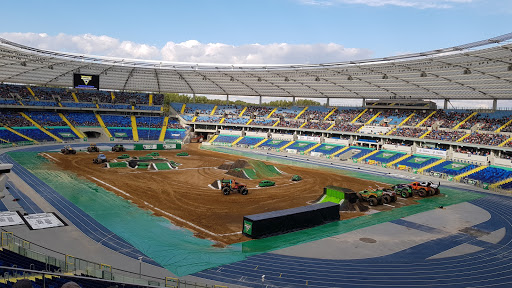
[{"xmin": 243, "ymin": 202, "xmax": 340, "ymax": 239}]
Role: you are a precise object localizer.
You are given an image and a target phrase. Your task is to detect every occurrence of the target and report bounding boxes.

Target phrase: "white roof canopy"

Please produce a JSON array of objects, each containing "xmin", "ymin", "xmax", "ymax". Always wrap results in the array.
[{"xmin": 0, "ymin": 33, "xmax": 511, "ymax": 100}]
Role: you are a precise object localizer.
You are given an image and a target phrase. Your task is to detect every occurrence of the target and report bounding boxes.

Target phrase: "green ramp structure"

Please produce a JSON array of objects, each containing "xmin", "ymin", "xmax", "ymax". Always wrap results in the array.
[
  {"xmin": 106, "ymin": 162, "xmax": 128, "ymax": 168},
  {"xmin": 243, "ymin": 159, "xmax": 282, "ymax": 179},
  {"xmin": 318, "ymin": 186, "xmax": 365, "ymax": 212}
]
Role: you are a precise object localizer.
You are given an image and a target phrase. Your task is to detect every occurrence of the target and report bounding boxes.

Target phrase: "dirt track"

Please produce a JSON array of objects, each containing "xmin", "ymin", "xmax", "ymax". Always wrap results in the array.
[{"xmin": 46, "ymin": 144, "xmax": 396, "ymax": 245}]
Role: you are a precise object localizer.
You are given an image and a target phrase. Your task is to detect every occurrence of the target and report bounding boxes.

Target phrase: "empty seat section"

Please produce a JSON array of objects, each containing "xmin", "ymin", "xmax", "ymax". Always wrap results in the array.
[
  {"xmin": 170, "ymin": 103, "xmax": 184, "ymax": 113},
  {"xmin": 213, "ymin": 135, "xmax": 240, "ymax": 144},
  {"xmin": 286, "ymin": 141, "xmax": 317, "ymax": 152},
  {"xmin": 260, "ymin": 139, "xmax": 291, "ymax": 149},
  {"xmin": 13, "ymin": 128, "xmax": 54, "ymax": 142},
  {"xmin": 0, "ymin": 129, "xmax": 29, "ymax": 143},
  {"xmin": 310, "ymin": 144, "xmax": 345, "ymax": 155},
  {"xmin": 164, "ymin": 129, "xmax": 186, "ymax": 140},
  {"xmin": 426, "ymin": 161, "xmax": 477, "ymax": 175},
  {"xmin": 395, "ymin": 155, "xmax": 440, "ymax": 169},
  {"xmin": 136, "ymin": 116, "xmax": 164, "ymax": 140},
  {"xmin": 365, "ymin": 151, "xmax": 406, "ymax": 163},
  {"xmin": 236, "ymin": 136, "xmax": 264, "ymax": 146},
  {"xmin": 61, "ymin": 102, "xmax": 96, "ymax": 108},
  {"xmin": 467, "ymin": 166, "xmax": 512, "ymax": 184}
]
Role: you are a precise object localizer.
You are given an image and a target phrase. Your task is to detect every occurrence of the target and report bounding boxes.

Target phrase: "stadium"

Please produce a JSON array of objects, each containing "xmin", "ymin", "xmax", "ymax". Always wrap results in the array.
[{"xmin": 0, "ymin": 25, "xmax": 512, "ymax": 288}]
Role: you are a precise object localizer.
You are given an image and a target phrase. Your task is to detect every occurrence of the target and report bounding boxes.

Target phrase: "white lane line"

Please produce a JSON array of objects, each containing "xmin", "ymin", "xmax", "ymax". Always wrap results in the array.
[
  {"xmin": 41, "ymin": 153, "xmax": 60, "ymax": 162},
  {"xmin": 89, "ymin": 176, "xmax": 132, "ymax": 198},
  {"xmin": 142, "ymin": 200, "xmax": 242, "ymax": 237},
  {"xmin": 383, "ymin": 203, "xmax": 395, "ymax": 207},
  {"xmin": 90, "ymin": 176, "xmax": 240, "ymax": 237}
]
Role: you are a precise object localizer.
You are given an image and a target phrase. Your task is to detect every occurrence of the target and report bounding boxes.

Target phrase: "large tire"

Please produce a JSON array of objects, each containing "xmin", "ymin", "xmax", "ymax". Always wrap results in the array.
[
  {"xmin": 418, "ymin": 188, "xmax": 427, "ymax": 197},
  {"xmin": 391, "ymin": 195, "xmax": 397, "ymax": 202},
  {"xmin": 240, "ymin": 187, "xmax": 248, "ymax": 195},
  {"xmin": 368, "ymin": 197, "xmax": 378, "ymax": 206},
  {"xmin": 382, "ymin": 195, "xmax": 391, "ymax": 204},
  {"xmin": 222, "ymin": 187, "xmax": 231, "ymax": 195},
  {"xmin": 435, "ymin": 188, "xmax": 440, "ymax": 195},
  {"xmin": 357, "ymin": 193, "xmax": 363, "ymax": 201},
  {"xmin": 400, "ymin": 189, "xmax": 409, "ymax": 198}
]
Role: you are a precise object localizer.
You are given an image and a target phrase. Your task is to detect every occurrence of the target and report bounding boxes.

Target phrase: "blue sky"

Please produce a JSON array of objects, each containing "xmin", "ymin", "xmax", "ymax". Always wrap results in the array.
[{"xmin": 0, "ymin": 0, "xmax": 510, "ymax": 64}]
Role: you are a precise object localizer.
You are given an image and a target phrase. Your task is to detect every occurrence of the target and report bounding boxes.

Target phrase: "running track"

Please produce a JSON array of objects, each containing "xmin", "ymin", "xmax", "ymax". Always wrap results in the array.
[{"xmin": 0, "ymin": 144, "xmax": 161, "ymax": 267}]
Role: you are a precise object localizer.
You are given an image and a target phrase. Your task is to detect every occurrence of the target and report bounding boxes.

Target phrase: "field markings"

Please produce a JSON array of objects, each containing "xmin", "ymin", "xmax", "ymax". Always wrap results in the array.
[
  {"xmin": 89, "ymin": 176, "xmax": 241, "ymax": 237},
  {"xmin": 89, "ymin": 176, "xmax": 133, "ymax": 198},
  {"xmin": 383, "ymin": 203, "xmax": 395, "ymax": 208},
  {"xmin": 41, "ymin": 153, "xmax": 60, "ymax": 162}
]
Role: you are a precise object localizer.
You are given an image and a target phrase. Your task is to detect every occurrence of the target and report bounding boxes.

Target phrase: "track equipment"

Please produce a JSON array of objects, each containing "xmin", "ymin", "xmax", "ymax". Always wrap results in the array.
[
  {"xmin": 93, "ymin": 154, "xmax": 108, "ymax": 164},
  {"xmin": 291, "ymin": 175, "xmax": 302, "ymax": 181},
  {"xmin": 87, "ymin": 143, "xmax": 100, "ymax": 152},
  {"xmin": 60, "ymin": 146, "xmax": 76, "ymax": 154},
  {"xmin": 221, "ymin": 179, "xmax": 248, "ymax": 195},
  {"xmin": 392, "ymin": 181, "xmax": 440, "ymax": 198},
  {"xmin": 112, "ymin": 144, "xmax": 126, "ymax": 152},
  {"xmin": 259, "ymin": 180, "xmax": 275, "ymax": 187}
]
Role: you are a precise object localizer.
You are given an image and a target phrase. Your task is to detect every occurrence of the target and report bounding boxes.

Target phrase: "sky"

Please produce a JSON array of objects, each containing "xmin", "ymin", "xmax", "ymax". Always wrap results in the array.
[{"xmin": 0, "ymin": 0, "xmax": 511, "ymax": 107}]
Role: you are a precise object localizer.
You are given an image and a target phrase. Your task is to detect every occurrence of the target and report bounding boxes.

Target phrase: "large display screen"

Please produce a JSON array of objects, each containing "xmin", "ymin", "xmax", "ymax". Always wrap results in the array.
[{"xmin": 73, "ymin": 73, "xmax": 99, "ymax": 90}]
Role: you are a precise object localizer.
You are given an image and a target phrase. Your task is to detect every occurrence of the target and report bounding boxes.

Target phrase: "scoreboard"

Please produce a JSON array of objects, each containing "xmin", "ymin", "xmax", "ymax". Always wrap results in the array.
[{"xmin": 73, "ymin": 73, "xmax": 99, "ymax": 90}]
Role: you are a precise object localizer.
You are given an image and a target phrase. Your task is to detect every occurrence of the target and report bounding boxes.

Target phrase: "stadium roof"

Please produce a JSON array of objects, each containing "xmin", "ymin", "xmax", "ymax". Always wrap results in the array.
[{"xmin": 0, "ymin": 33, "xmax": 512, "ymax": 100}]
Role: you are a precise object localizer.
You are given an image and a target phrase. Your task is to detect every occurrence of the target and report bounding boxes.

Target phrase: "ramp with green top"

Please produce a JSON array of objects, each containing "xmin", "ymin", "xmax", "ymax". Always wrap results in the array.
[
  {"xmin": 319, "ymin": 186, "xmax": 346, "ymax": 204},
  {"xmin": 246, "ymin": 159, "xmax": 282, "ymax": 179},
  {"xmin": 107, "ymin": 162, "xmax": 128, "ymax": 168},
  {"xmin": 154, "ymin": 162, "xmax": 172, "ymax": 170}
]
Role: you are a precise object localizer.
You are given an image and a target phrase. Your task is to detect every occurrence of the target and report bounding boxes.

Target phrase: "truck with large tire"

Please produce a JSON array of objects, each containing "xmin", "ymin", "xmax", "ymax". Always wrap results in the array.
[
  {"xmin": 87, "ymin": 143, "xmax": 100, "ymax": 152},
  {"xmin": 392, "ymin": 181, "xmax": 440, "ymax": 198},
  {"xmin": 112, "ymin": 144, "xmax": 126, "ymax": 152},
  {"xmin": 221, "ymin": 179, "xmax": 248, "ymax": 196},
  {"xmin": 358, "ymin": 188, "xmax": 397, "ymax": 206},
  {"xmin": 93, "ymin": 154, "xmax": 108, "ymax": 164},
  {"xmin": 61, "ymin": 146, "xmax": 76, "ymax": 155}
]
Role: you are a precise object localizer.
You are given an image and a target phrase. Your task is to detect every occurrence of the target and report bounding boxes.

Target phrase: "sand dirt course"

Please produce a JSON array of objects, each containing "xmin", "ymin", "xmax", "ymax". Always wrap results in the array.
[{"xmin": 45, "ymin": 144, "xmax": 419, "ymax": 245}]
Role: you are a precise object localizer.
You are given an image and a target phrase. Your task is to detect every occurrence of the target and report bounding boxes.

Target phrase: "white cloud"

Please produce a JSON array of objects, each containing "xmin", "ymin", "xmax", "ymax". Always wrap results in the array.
[
  {"xmin": 0, "ymin": 32, "xmax": 372, "ymax": 65},
  {"xmin": 299, "ymin": 0, "xmax": 473, "ymax": 9}
]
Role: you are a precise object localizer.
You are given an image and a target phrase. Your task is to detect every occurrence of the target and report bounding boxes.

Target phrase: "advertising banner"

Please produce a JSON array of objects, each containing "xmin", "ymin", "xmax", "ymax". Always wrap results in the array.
[{"xmin": 416, "ymin": 147, "xmax": 447, "ymax": 157}]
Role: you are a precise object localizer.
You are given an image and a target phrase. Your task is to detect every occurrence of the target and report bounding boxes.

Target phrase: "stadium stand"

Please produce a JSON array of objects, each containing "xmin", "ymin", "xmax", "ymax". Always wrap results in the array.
[
  {"xmin": 236, "ymin": 136, "xmax": 265, "ymax": 146},
  {"xmin": 426, "ymin": 161, "xmax": 478, "ymax": 176},
  {"xmin": 213, "ymin": 134, "xmax": 240, "ymax": 144},
  {"xmin": 466, "ymin": 166, "xmax": 512, "ymax": 184}
]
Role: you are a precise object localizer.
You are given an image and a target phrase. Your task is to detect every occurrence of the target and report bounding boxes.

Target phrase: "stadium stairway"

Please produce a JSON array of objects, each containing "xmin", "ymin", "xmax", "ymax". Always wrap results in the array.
[
  {"xmin": 239, "ymin": 106, "xmax": 247, "ymax": 117},
  {"xmin": 180, "ymin": 103, "xmax": 186, "ymax": 114},
  {"xmin": 231, "ymin": 136, "xmax": 244, "ymax": 146},
  {"xmin": 0, "ymin": 137, "xmax": 13, "ymax": 145},
  {"xmin": 219, "ymin": 117, "xmax": 225, "ymax": 123},
  {"xmin": 365, "ymin": 111, "xmax": 382, "ymax": 125},
  {"xmin": 454, "ymin": 165, "xmax": 488, "ymax": 181},
  {"xmin": 210, "ymin": 105, "xmax": 218, "ymax": 115},
  {"xmin": 279, "ymin": 141, "xmax": 295, "ymax": 151},
  {"xmin": 453, "ymin": 111, "xmax": 478, "ymax": 129},
  {"xmin": 418, "ymin": 159, "xmax": 445, "ymax": 173},
  {"xmin": 246, "ymin": 119, "xmax": 253, "ymax": 125},
  {"xmin": 148, "ymin": 93, "xmax": 153, "ymax": 105},
  {"xmin": 351, "ymin": 108, "xmax": 367, "ymax": 123},
  {"xmin": 495, "ymin": 118, "xmax": 512, "ymax": 133},
  {"xmin": 272, "ymin": 120, "xmax": 280, "ymax": 127},
  {"xmin": 416, "ymin": 111, "xmax": 436, "ymax": 127},
  {"xmin": 58, "ymin": 113, "xmax": 84, "ymax": 139},
  {"xmin": 490, "ymin": 177, "xmax": 512, "ymax": 189},
  {"xmin": 326, "ymin": 123, "xmax": 336, "ymax": 131},
  {"xmin": 299, "ymin": 122, "xmax": 308, "ymax": 129},
  {"xmin": 330, "ymin": 146, "xmax": 350, "ymax": 157},
  {"xmin": 399, "ymin": 112, "xmax": 415, "ymax": 126},
  {"xmin": 158, "ymin": 116, "xmax": 169, "ymax": 141},
  {"xmin": 19, "ymin": 112, "xmax": 62, "ymax": 142},
  {"xmin": 209, "ymin": 135, "xmax": 219, "ymax": 143},
  {"xmin": 253, "ymin": 138, "xmax": 268, "ymax": 147},
  {"xmin": 130, "ymin": 115, "xmax": 139, "ymax": 142},
  {"xmin": 498, "ymin": 136, "xmax": 512, "ymax": 147},
  {"xmin": 419, "ymin": 130, "xmax": 431, "ymax": 139},
  {"xmin": 267, "ymin": 107, "xmax": 277, "ymax": 118},
  {"xmin": 26, "ymin": 86, "xmax": 38, "ymax": 100},
  {"xmin": 387, "ymin": 154, "xmax": 411, "ymax": 167},
  {"xmin": 386, "ymin": 128, "xmax": 397, "ymax": 135},
  {"xmin": 456, "ymin": 133, "xmax": 470, "ymax": 142},
  {"xmin": 305, "ymin": 143, "xmax": 322, "ymax": 154},
  {"xmin": 295, "ymin": 107, "xmax": 308, "ymax": 119},
  {"xmin": 357, "ymin": 149, "xmax": 379, "ymax": 161},
  {"xmin": 71, "ymin": 92, "xmax": 79, "ymax": 102},
  {"xmin": 94, "ymin": 114, "xmax": 113, "ymax": 138},
  {"xmin": 323, "ymin": 107, "xmax": 337, "ymax": 120},
  {"xmin": 3, "ymin": 126, "xmax": 37, "ymax": 143},
  {"xmin": 192, "ymin": 116, "xmax": 197, "ymax": 122}
]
